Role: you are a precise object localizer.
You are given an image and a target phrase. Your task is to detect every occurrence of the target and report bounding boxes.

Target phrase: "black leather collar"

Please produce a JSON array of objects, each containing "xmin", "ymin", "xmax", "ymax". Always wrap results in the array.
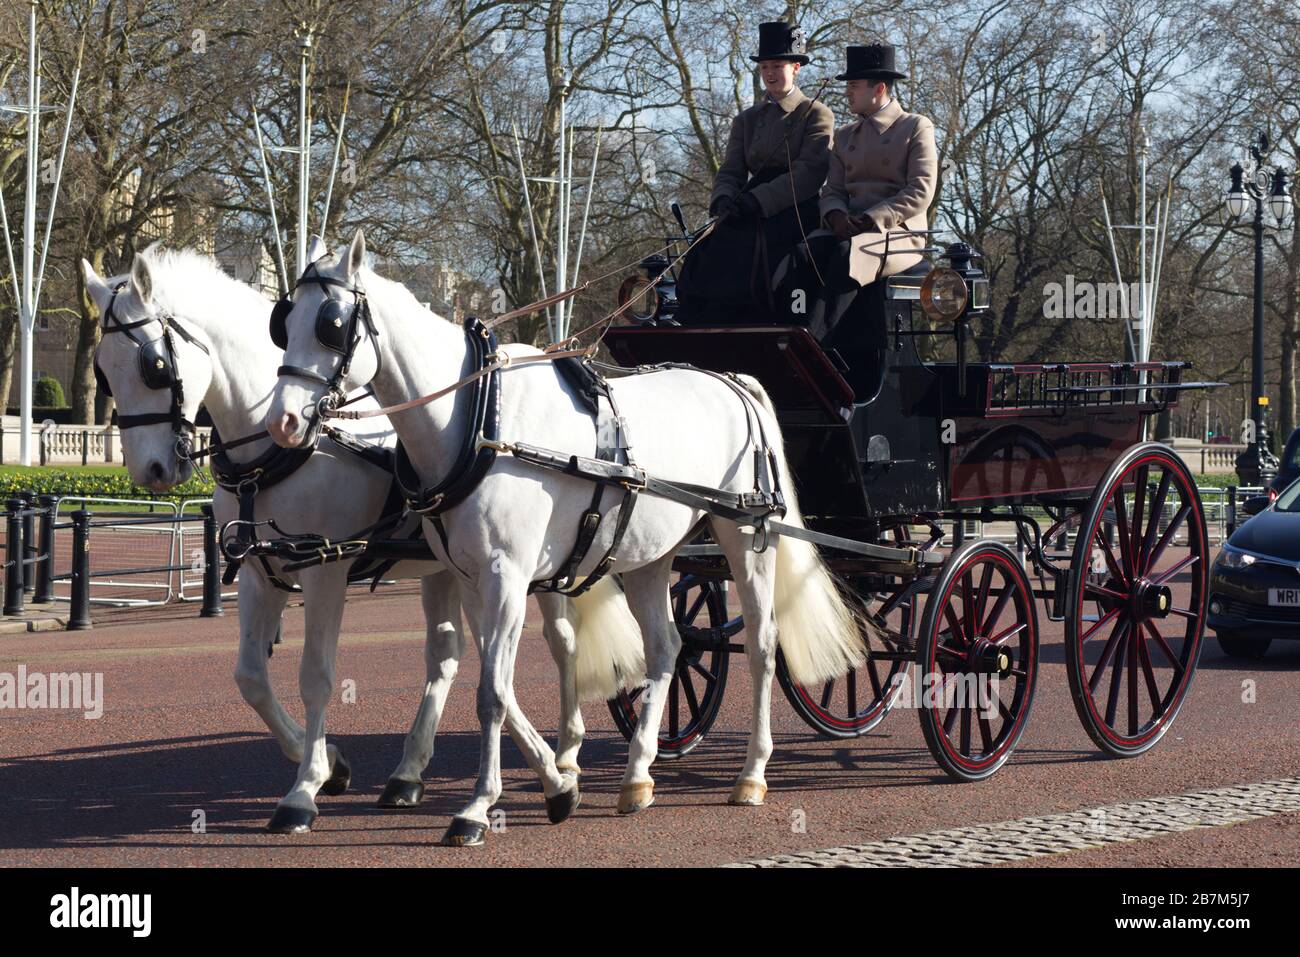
[{"xmin": 395, "ymin": 316, "xmax": 501, "ymax": 515}]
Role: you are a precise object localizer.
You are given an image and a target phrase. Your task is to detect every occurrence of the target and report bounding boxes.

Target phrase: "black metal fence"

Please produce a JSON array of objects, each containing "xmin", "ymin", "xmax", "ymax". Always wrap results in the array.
[{"xmin": 2, "ymin": 492, "xmax": 223, "ymax": 629}]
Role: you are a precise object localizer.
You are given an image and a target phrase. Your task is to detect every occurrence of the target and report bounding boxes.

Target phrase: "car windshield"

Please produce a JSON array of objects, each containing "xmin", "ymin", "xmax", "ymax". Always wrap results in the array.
[{"xmin": 1276, "ymin": 479, "xmax": 1300, "ymax": 512}]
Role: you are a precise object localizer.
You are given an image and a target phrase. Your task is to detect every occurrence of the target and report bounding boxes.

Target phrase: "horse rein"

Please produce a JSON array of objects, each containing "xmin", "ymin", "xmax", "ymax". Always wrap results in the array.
[{"xmin": 318, "ymin": 222, "xmax": 717, "ymax": 424}]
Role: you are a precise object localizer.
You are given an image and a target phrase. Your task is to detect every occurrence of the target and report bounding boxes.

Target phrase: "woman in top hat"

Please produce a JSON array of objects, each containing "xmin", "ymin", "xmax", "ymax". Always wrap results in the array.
[
  {"xmin": 802, "ymin": 42, "xmax": 938, "ymax": 390},
  {"xmin": 675, "ymin": 21, "xmax": 834, "ymax": 324}
]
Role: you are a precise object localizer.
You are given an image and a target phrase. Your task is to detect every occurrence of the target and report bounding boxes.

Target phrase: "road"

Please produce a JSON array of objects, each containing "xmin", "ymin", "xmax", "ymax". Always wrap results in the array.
[{"xmin": 1, "ymin": 571, "xmax": 1298, "ymax": 868}]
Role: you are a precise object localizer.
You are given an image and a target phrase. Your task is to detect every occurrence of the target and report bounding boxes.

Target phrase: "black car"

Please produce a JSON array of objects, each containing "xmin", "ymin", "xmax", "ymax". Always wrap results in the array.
[
  {"xmin": 1268, "ymin": 427, "xmax": 1300, "ymax": 494},
  {"xmin": 1208, "ymin": 477, "xmax": 1300, "ymax": 658}
]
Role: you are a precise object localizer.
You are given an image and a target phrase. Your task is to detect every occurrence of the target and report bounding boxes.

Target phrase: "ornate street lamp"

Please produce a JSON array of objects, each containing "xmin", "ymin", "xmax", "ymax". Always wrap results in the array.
[{"xmin": 1225, "ymin": 132, "xmax": 1292, "ymax": 486}]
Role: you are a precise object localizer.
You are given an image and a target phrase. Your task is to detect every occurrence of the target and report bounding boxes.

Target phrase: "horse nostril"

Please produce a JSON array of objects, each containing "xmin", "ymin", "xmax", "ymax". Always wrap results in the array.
[
  {"xmin": 148, "ymin": 461, "xmax": 166, "ymax": 481},
  {"xmin": 282, "ymin": 411, "xmax": 299, "ymax": 435}
]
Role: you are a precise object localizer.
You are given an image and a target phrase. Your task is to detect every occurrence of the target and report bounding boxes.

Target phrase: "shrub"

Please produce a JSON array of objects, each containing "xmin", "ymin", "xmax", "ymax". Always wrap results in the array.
[
  {"xmin": 34, "ymin": 376, "xmax": 66, "ymax": 408},
  {"xmin": 0, "ymin": 466, "xmax": 216, "ymax": 502}
]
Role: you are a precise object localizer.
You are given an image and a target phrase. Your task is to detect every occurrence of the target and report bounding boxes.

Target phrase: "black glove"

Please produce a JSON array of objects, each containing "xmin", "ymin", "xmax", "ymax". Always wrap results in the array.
[
  {"xmin": 730, "ymin": 193, "xmax": 761, "ymax": 222},
  {"xmin": 709, "ymin": 196, "xmax": 735, "ymax": 219}
]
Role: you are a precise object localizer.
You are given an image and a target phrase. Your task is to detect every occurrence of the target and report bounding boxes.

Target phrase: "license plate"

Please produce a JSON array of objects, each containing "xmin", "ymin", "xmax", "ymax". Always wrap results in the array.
[{"xmin": 1268, "ymin": 588, "xmax": 1300, "ymax": 607}]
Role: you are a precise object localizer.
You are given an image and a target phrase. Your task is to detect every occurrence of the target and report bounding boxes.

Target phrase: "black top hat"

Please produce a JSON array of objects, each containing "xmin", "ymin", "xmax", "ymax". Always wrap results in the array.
[
  {"xmin": 836, "ymin": 44, "xmax": 907, "ymax": 81},
  {"xmin": 750, "ymin": 21, "xmax": 809, "ymax": 65}
]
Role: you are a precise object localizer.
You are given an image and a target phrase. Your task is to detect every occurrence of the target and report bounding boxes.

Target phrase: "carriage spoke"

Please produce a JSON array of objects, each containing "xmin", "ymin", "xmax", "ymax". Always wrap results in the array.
[
  {"xmin": 975, "ymin": 563, "xmax": 994, "ymax": 626},
  {"xmin": 1085, "ymin": 581, "xmax": 1128, "ymax": 602},
  {"xmin": 1104, "ymin": 623, "xmax": 1130, "ymax": 727},
  {"xmin": 961, "ymin": 572, "xmax": 976, "ymax": 634},
  {"xmin": 1127, "ymin": 614, "xmax": 1139, "ymax": 735},
  {"xmin": 1089, "ymin": 617, "xmax": 1129, "ymax": 693},
  {"xmin": 846, "ymin": 669, "xmax": 858, "ymax": 716},
  {"xmin": 1146, "ymin": 503, "xmax": 1190, "ymax": 571},
  {"xmin": 1130, "ymin": 464, "xmax": 1149, "ymax": 564},
  {"xmin": 944, "ymin": 602, "xmax": 968, "ymax": 645},
  {"xmin": 1081, "ymin": 604, "xmax": 1123, "ymax": 643},
  {"xmin": 1139, "ymin": 469, "xmax": 1174, "ymax": 570},
  {"xmin": 981, "ymin": 584, "xmax": 1014, "ymax": 636},
  {"xmin": 1165, "ymin": 606, "xmax": 1198, "ymax": 620},
  {"xmin": 688, "ymin": 659, "xmax": 718, "ymax": 686},
  {"xmin": 978, "ymin": 713, "xmax": 996, "ymax": 754},
  {"xmin": 668, "ymin": 673, "xmax": 680, "ymax": 738},
  {"xmin": 866, "ymin": 656, "xmax": 884, "ymax": 700},
  {"xmin": 818, "ymin": 679, "xmax": 835, "ymax": 710},
  {"xmin": 1134, "ymin": 627, "xmax": 1162, "ymax": 717},
  {"xmin": 1144, "ymin": 620, "xmax": 1184, "ymax": 675},
  {"xmin": 1150, "ymin": 553, "xmax": 1198, "ymax": 587},
  {"xmin": 999, "ymin": 698, "xmax": 1014, "ymax": 723},
  {"xmin": 1112, "ymin": 487, "xmax": 1136, "ymax": 580},
  {"xmin": 990, "ymin": 621, "xmax": 1028, "ymax": 645},
  {"xmin": 959, "ymin": 704, "xmax": 972, "ymax": 756},
  {"xmin": 680, "ymin": 664, "xmax": 702, "ymax": 720},
  {"xmin": 684, "ymin": 589, "xmax": 709, "ymax": 625},
  {"xmin": 1096, "ymin": 530, "xmax": 1128, "ymax": 586}
]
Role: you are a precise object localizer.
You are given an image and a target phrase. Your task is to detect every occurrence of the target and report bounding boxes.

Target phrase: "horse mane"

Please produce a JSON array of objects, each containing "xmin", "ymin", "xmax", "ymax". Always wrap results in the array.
[{"xmin": 115, "ymin": 245, "xmax": 270, "ymax": 324}]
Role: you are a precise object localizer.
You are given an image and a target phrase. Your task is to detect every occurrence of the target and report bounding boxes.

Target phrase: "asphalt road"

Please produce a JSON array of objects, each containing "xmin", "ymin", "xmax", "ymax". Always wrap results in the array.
[{"xmin": 1, "ymin": 567, "xmax": 1298, "ymax": 868}]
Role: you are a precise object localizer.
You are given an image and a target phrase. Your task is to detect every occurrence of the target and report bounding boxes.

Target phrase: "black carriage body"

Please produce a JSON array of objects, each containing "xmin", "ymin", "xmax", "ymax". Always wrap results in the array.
[{"xmin": 603, "ymin": 270, "xmax": 1184, "ymax": 525}]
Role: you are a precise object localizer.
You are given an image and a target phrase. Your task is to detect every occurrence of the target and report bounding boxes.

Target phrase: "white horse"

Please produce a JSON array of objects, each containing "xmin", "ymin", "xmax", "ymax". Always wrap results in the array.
[
  {"xmin": 82, "ymin": 245, "xmax": 644, "ymax": 833},
  {"xmin": 267, "ymin": 229, "xmax": 867, "ymax": 846}
]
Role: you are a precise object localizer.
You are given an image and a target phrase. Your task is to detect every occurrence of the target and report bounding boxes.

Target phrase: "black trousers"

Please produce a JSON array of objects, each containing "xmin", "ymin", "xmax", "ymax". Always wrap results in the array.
[
  {"xmin": 782, "ymin": 232, "xmax": 887, "ymax": 396},
  {"xmin": 676, "ymin": 176, "xmax": 820, "ymax": 325}
]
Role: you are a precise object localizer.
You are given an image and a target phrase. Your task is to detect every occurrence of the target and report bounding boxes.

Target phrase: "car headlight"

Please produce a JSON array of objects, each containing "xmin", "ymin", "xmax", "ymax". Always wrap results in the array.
[{"xmin": 1216, "ymin": 547, "xmax": 1256, "ymax": 569}]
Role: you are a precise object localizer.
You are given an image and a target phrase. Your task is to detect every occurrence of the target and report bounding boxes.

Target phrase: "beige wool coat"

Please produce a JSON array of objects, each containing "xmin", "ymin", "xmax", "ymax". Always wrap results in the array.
[{"xmin": 819, "ymin": 98, "xmax": 938, "ymax": 283}]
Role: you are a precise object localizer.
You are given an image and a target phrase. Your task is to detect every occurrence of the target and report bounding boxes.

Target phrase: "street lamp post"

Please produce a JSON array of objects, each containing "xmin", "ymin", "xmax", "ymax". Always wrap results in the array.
[{"xmin": 1226, "ymin": 132, "xmax": 1292, "ymax": 486}]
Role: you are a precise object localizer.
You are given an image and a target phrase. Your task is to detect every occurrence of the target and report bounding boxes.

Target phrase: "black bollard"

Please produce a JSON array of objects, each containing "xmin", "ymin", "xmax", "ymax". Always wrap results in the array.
[
  {"xmin": 67, "ymin": 510, "xmax": 92, "ymax": 630},
  {"xmin": 1226, "ymin": 485, "xmax": 1237, "ymax": 538},
  {"xmin": 4, "ymin": 498, "xmax": 25, "ymax": 616},
  {"xmin": 31, "ymin": 494, "xmax": 57, "ymax": 604},
  {"xmin": 20, "ymin": 492, "xmax": 36, "ymax": 594},
  {"xmin": 200, "ymin": 504, "xmax": 223, "ymax": 617}
]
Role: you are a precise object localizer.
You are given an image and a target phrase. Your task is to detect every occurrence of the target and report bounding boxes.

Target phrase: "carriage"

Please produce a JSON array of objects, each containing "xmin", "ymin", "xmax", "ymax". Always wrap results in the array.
[{"xmin": 598, "ymin": 223, "xmax": 1216, "ymax": 781}]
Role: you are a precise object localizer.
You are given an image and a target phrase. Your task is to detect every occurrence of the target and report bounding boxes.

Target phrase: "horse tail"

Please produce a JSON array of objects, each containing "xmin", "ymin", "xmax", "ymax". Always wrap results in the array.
[
  {"xmin": 732, "ymin": 374, "xmax": 868, "ymax": 686},
  {"xmin": 569, "ymin": 576, "xmax": 647, "ymax": 703}
]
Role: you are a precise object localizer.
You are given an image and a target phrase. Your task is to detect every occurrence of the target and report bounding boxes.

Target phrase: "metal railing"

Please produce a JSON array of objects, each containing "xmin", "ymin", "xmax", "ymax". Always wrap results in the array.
[{"xmin": 2, "ymin": 493, "xmax": 222, "ymax": 628}]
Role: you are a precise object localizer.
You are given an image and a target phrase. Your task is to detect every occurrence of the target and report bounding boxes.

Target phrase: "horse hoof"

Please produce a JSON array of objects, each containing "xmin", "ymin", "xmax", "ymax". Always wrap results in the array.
[
  {"xmin": 377, "ymin": 777, "xmax": 425, "ymax": 808},
  {"xmin": 319, "ymin": 751, "xmax": 351, "ymax": 796},
  {"xmin": 617, "ymin": 781, "xmax": 654, "ymax": 815},
  {"xmin": 266, "ymin": 805, "xmax": 318, "ymax": 834},
  {"xmin": 728, "ymin": 779, "xmax": 767, "ymax": 806},
  {"xmin": 546, "ymin": 782, "xmax": 582, "ymax": 824},
  {"xmin": 441, "ymin": 817, "xmax": 488, "ymax": 847}
]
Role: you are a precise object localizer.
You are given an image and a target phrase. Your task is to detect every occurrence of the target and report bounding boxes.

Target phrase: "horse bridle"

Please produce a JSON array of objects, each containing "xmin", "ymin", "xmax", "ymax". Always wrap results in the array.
[
  {"xmin": 271, "ymin": 261, "xmax": 381, "ymax": 424},
  {"xmin": 94, "ymin": 281, "xmax": 209, "ymax": 460}
]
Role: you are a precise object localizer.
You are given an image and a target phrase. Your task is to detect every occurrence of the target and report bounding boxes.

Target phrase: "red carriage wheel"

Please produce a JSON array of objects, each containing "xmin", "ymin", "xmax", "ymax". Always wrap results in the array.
[
  {"xmin": 917, "ymin": 539, "xmax": 1039, "ymax": 781},
  {"xmin": 776, "ymin": 525, "xmax": 917, "ymax": 738},
  {"xmin": 1064, "ymin": 442, "xmax": 1208, "ymax": 756},
  {"xmin": 608, "ymin": 574, "xmax": 736, "ymax": 759}
]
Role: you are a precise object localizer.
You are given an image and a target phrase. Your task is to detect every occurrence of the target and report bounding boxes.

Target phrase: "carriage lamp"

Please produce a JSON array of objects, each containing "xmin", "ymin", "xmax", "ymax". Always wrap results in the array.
[
  {"xmin": 617, "ymin": 275, "xmax": 660, "ymax": 322},
  {"xmin": 919, "ymin": 268, "xmax": 968, "ymax": 321}
]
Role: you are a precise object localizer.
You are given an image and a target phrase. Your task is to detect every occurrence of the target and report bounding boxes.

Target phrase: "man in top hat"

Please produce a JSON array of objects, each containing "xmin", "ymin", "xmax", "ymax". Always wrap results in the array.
[
  {"xmin": 675, "ymin": 21, "xmax": 834, "ymax": 324},
  {"xmin": 799, "ymin": 43, "xmax": 938, "ymax": 388}
]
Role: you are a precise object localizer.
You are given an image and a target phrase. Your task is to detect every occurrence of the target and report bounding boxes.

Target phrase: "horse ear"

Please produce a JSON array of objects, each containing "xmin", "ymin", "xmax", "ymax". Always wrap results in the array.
[
  {"xmin": 345, "ymin": 228, "xmax": 366, "ymax": 279},
  {"xmin": 80, "ymin": 258, "xmax": 111, "ymax": 310},
  {"xmin": 130, "ymin": 253, "xmax": 154, "ymax": 306},
  {"xmin": 307, "ymin": 234, "xmax": 328, "ymax": 263}
]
